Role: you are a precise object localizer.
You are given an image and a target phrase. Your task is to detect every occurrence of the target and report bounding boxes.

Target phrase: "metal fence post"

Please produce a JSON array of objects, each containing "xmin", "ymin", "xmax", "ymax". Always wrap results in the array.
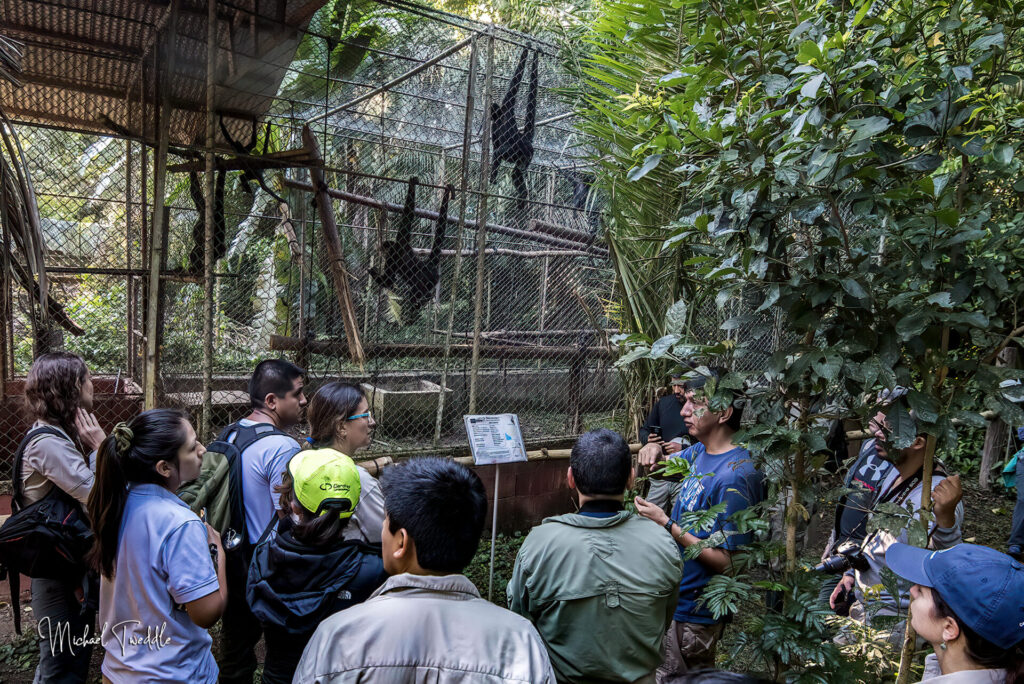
[
  {"xmin": 467, "ymin": 29, "xmax": 495, "ymax": 415},
  {"xmin": 144, "ymin": 0, "xmax": 178, "ymax": 410},
  {"xmin": 201, "ymin": 0, "xmax": 217, "ymax": 441},
  {"xmin": 433, "ymin": 33, "xmax": 481, "ymax": 444}
]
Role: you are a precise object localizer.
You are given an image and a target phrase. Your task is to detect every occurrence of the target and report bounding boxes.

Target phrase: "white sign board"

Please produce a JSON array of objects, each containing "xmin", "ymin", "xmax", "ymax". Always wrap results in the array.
[{"xmin": 463, "ymin": 414, "xmax": 528, "ymax": 465}]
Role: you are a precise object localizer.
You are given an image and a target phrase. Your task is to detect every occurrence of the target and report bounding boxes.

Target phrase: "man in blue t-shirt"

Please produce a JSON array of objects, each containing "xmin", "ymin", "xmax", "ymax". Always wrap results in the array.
[
  {"xmin": 635, "ymin": 369, "xmax": 764, "ymax": 679},
  {"xmin": 219, "ymin": 358, "xmax": 307, "ymax": 684}
]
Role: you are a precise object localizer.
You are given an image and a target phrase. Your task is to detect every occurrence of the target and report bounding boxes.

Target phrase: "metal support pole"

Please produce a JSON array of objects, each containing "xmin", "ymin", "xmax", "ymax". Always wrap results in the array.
[
  {"xmin": 201, "ymin": 0, "xmax": 217, "ymax": 441},
  {"xmin": 488, "ymin": 464, "xmax": 500, "ymax": 602},
  {"xmin": 144, "ymin": 0, "xmax": 179, "ymax": 410},
  {"xmin": 433, "ymin": 34, "xmax": 479, "ymax": 445},
  {"xmin": 468, "ymin": 30, "xmax": 495, "ymax": 415},
  {"xmin": 307, "ymin": 36, "xmax": 474, "ymax": 124},
  {"xmin": 125, "ymin": 140, "xmax": 135, "ymax": 383}
]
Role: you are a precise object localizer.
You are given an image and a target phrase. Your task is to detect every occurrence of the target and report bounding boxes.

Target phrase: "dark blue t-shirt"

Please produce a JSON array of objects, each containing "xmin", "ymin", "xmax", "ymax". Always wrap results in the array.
[{"xmin": 670, "ymin": 442, "xmax": 764, "ymax": 624}]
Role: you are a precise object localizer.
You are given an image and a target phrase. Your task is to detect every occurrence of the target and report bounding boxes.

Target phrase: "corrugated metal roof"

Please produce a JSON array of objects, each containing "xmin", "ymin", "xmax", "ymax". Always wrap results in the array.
[{"xmin": 0, "ymin": 0, "xmax": 327, "ymax": 146}]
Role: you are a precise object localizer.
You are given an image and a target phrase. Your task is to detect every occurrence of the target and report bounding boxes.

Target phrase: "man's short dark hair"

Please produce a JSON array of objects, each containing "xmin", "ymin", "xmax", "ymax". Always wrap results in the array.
[
  {"xmin": 381, "ymin": 457, "xmax": 487, "ymax": 574},
  {"xmin": 249, "ymin": 358, "xmax": 304, "ymax": 409},
  {"xmin": 684, "ymin": 366, "xmax": 744, "ymax": 431},
  {"xmin": 570, "ymin": 429, "xmax": 631, "ymax": 496}
]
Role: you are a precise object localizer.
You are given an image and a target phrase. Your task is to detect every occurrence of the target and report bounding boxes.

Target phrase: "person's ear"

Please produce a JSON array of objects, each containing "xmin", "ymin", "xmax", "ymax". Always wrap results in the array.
[
  {"xmin": 566, "ymin": 466, "xmax": 576, "ymax": 490},
  {"xmin": 940, "ymin": 615, "xmax": 961, "ymax": 645},
  {"xmin": 263, "ymin": 392, "xmax": 278, "ymax": 411},
  {"xmin": 393, "ymin": 528, "xmax": 412, "ymax": 562},
  {"xmin": 912, "ymin": 435, "xmax": 927, "ymax": 451},
  {"xmin": 627, "ymin": 466, "xmax": 635, "ymax": 491},
  {"xmin": 154, "ymin": 459, "xmax": 175, "ymax": 479},
  {"xmin": 334, "ymin": 417, "xmax": 347, "ymax": 441},
  {"xmin": 718, "ymin": 405, "xmax": 734, "ymax": 425}
]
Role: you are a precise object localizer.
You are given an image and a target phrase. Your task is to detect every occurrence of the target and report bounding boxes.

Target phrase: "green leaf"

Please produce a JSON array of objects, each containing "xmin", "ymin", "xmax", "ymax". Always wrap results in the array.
[
  {"xmin": 842, "ymin": 278, "xmax": 868, "ymax": 300},
  {"xmin": 650, "ymin": 334, "xmax": 681, "ymax": 358},
  {"xmin": 666, "ymin": 299, "xmax": 688, "ymax": 333},
  {"xmin": 801, "ymin": 72, "xmax": 826, "ymax": 99},
  {"xmin": 627, "ymin": 154, "xmax": 663, "ymax": 182},
  {"xmin": 895, "ymin": 311, "xmax": 929, "ymax": 339},
  {"xmin": 968, "ymin": 31, "xmax": 1004, "ymax": 52},
  {"xmin": 615, "ymin": 346, "xmax": 650, "ymax": 367},
  {"xmin": 994, "ymin": 144, "xmax": 1014, "ymax": 165},
  {"xmin": 887, "ymin": 403, "xmax": 917, "ymax": 450},
  {"xmin": 907, "ymin": 389, "xmax": 939, "ymax": 424},
  {"xmin": 848, "ymin": 116, "xmax": 890, "ymax": 142}
]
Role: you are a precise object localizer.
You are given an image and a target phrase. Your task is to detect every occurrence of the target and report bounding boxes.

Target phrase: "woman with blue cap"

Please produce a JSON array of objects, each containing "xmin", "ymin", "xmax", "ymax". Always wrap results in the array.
[{"xmin": 887, "ymin": 542, "xmax": 1024, "ymax": 683}]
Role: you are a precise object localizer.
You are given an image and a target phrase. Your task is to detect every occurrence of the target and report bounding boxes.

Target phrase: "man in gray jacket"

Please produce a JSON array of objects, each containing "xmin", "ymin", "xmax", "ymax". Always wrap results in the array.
[
  {"xmin": 508, "ymin": 429, "xmax": 683, "ymax": 684},
  {"xmin": 293, "ymin": 457, "xmax": 556, "ymax": 684}
]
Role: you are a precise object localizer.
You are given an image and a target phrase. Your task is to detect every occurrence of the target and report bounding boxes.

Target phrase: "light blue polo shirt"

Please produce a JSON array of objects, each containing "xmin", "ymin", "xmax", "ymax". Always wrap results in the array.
[
  {"xmin": 235, "ymin": 419, "xmax": 301, "ymax": 544},
  {"xmin": 99, "ymin": 483, "xmax": 219, "ymax": 683}
]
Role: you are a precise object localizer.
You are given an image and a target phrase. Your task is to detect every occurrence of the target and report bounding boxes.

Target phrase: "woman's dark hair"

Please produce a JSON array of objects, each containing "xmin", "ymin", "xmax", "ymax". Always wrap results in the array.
[
  {"xmin": 307, "ymin": 382, "xmax": 366, "ymax": 448},
  {"xmin": 933, "ymin": 589, "xmax": 1024, "ymax": 684},
  {"xmin": 24, "ymin": 352, "xmax": 88, "ymax": 444},
  {"xmin": 87, "ymin": 409, "xmax": 191, "ymax": 579},
  {"xmin": 275, "ymin": 471, "xmax": 351, "ymax": 547}
]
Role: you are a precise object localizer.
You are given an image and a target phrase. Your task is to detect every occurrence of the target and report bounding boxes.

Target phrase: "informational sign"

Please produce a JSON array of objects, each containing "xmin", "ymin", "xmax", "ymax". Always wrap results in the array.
[{"xmin": 463, "ymin": 414, "xmax": 527, "ymax": 465}]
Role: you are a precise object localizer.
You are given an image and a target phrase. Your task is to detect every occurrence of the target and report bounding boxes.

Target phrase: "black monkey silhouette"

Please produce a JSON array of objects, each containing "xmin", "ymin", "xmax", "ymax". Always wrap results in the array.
[
  {"xmin": 558, "ymin": 167, "xmax": 600, "ymax": 234},
  {"xmin": 368, "ymin": 177, "xmax": 453, "ymax": 324},
  {"xmin": 185, "ymin": 168, "xmax": 227, "ymax": 274},
  {"xmin": 489, "ymin": 47, "xmax": 538, "ymax": 218},
  {"xmin": 219, "ymin": 116, "xmax": 287, "ymax": 205}
]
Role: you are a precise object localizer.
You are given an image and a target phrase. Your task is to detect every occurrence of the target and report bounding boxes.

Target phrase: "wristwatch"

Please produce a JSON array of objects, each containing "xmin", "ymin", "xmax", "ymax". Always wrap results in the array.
[{"xmin": 663, "ymin": 518, "xmax": 676, "ymax": 536}]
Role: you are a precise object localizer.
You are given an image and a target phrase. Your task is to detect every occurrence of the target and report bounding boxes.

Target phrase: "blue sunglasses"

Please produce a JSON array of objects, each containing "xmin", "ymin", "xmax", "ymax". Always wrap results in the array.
[{"xmin": 347, "ymin": 411, "xmax": 371, "ymax": 421}]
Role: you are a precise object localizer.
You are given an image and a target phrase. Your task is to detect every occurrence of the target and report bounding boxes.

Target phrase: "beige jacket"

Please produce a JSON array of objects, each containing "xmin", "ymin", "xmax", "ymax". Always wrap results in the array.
[
  {"xmin": 293, "ymin": 573, "xmax": 556, "ymax": 684},
  {"xmin": 19, "ymin": 421, "xmax": 95, "ymax": 507}
]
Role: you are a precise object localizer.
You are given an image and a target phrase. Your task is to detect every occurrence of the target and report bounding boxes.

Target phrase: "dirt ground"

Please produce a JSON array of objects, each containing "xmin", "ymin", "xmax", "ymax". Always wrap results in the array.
[{"xmin": 0, "ymin": 479, "xmax": 1016, "ymax": 682}]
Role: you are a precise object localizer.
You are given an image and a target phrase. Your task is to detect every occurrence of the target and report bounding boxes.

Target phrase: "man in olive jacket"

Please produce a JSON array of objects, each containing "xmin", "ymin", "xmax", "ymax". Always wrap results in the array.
[{"xmin": 508, "ymin": 429, "xmax": 683, "ymax": 684}]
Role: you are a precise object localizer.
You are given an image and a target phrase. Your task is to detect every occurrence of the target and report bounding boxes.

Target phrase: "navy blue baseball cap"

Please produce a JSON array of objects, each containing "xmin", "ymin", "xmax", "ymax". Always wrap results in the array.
[{"xmin": 887, "ymin": 543, "xmax": 1024, "ymax": 650}]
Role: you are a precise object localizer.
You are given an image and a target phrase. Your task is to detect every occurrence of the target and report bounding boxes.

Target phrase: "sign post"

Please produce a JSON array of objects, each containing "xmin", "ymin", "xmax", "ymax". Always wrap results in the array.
[{"xmin": 463, "ymin": 414, "xmax": 527, "ymax": 600}]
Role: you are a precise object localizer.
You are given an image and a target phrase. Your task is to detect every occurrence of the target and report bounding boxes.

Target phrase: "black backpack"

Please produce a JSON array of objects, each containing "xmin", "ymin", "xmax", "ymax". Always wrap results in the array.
[
  {"xmin": 0, "ymin": 427, "xmax": 95, "ymax": 633},
  {"xmin": 177, "ymin": 421, "xmax": 290, "ymax": 550}
]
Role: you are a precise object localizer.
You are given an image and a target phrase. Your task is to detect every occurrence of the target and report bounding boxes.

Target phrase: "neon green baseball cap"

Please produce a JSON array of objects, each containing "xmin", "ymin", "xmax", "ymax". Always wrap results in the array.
[{"xmin": 288, "ymin": 448, "xmax": 361, "ymax": 518}]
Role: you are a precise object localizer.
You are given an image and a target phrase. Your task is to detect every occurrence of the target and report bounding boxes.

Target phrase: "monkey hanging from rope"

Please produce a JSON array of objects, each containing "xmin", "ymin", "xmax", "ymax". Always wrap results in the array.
[
  {"xmin": 489, "ymin": 46, "xmax": 538, "ymax": 223},
  {"xmin": 369, "ymin": 177, "xmax": 453, "ymax": 324}
]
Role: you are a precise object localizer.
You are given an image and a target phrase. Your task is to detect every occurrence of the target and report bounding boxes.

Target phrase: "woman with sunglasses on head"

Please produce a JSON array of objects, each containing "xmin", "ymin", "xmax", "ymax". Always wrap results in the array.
[
  {"xmin": 887, "ymin": 542, "xmax": 1024, "ymax": 683},
  {"xmin": 87, "ymin": 409, "xmax": 227, "ymax": 683},
  {"xmin": 247, "ymin": 449, "xmax": 389, "ymax": 684},
  {"xmin": 19, "ymin": 352, "xmax": 106, "ymax": 683},
  {"xmin": 305, "ymin": 382, "xmax": 386, "ymax": 542}
]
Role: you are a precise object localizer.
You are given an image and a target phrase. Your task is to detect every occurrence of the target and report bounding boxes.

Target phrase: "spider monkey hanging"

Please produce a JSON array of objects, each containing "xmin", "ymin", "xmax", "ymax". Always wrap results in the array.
[
  {"xmin": 489, "ymin": 46, "xmax": 538, "ymax": 222},
  {"xmin": 368, "ymin": 177, "xmax": 453, "ymax": 324},
  {"xmin": 185, "ymin": 116, "xmax": 288, "ymax": 273}
]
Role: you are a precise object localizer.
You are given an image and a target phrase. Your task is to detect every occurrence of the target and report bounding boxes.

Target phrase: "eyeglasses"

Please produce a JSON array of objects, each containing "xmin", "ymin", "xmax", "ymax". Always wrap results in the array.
[{"xmin": 347, "ymin": 411, "xmax": 372, "ymax": 421}]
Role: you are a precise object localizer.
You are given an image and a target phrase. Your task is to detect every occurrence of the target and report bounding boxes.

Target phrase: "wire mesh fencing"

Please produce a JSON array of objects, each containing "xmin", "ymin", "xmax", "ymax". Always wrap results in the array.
[{"xmin": 0, "ymin": 0, "xmax": 625, "ymax": 476}]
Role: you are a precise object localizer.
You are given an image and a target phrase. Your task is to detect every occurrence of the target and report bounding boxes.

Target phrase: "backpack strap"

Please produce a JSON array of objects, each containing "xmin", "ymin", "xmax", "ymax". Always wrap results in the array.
[
  {"xmin": 216, "ymin": 421, "xmax": 291, "ymax": 543},
  {"xmin": 257, "ymin": 512, "xmax": 280, "ymax": 546},
  {"xmin": 12, "ymin": 426, "xmax": 73, "ymax": 513}
]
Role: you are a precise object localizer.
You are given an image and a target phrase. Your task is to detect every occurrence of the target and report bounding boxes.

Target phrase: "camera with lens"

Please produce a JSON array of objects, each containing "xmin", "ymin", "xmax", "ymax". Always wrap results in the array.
[{"xmin": 813, "ymin": 540, "xmax": 869, "ymax": 574}]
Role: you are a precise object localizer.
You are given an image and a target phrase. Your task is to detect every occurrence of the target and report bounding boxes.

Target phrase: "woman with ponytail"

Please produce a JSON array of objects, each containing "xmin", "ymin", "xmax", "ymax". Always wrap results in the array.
[
  {"xmin": 87, "ymin": 409, "xmax": 227, "ymax": 683},
  {"xmin": 888, "ymin": 543, "xmax": 1024, "ymax": 683},
  {"xmin": 305, "ymin": 382, "xmax": 386, "ymax": 542},
  {"xmin": 20, "ymin": 352, "xmax": 105, "ymax": 682}
]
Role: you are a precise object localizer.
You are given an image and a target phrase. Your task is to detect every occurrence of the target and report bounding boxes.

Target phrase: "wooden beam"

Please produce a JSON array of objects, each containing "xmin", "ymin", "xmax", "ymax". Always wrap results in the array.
[
  {"xmin": 282, "ymin": 179, "xmax": 608, "ymax": 256},
  {"xmin": 529, "ymin": 218, "xmax": 594, "ymax": 245},
  {"xmin": 270, "ymin": 334, "xmax": 615, "ymax": 361},
  {"xmin": 302, "ymin": 125, "xmax": 365, "ymax": 365}
]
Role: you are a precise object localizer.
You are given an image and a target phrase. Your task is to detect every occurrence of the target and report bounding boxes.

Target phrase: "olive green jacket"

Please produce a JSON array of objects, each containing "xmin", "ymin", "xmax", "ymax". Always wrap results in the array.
[{"xmin": 507, "ymin": 510, "xmax": 683, "ymax": 684}]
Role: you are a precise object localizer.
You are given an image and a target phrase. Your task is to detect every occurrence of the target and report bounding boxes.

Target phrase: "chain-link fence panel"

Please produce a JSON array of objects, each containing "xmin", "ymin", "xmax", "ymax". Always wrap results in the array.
[{"xmin": 1, "ymin": 0, "xmax": 627, "ymax": 478}]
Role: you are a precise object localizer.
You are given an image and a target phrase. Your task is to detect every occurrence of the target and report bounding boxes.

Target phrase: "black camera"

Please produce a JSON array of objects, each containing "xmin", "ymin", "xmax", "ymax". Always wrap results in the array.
[{"xmin": 813, "ymin": 541, "xmax": 869, "ymax": 574}]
